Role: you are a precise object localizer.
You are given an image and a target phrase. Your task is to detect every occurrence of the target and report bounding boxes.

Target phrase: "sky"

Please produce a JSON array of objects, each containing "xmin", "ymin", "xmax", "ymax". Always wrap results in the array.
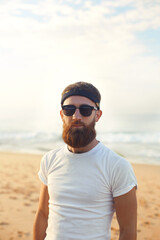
[{"xmin": 0, "ymin": 0, "xmax": 160, "ymax": 133}]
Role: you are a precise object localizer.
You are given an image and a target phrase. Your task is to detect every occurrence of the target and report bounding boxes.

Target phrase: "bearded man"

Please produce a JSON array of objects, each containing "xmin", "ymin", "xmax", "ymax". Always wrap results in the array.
[{"xmin": 33, "ymin": 82, "xmax": 137, "ymax": 240}]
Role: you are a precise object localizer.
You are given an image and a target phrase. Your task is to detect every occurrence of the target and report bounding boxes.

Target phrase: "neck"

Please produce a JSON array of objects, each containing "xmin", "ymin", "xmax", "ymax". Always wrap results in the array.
[{"xmin": 67, "ymin": 138, "xmax": 99, "ymax": 153}]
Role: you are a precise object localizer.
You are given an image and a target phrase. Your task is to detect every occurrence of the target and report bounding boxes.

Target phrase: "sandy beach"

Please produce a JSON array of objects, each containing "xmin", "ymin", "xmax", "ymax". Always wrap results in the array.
[{"xmin": 0, "ymin": 152, "xmax": 160, "ymax": 240}]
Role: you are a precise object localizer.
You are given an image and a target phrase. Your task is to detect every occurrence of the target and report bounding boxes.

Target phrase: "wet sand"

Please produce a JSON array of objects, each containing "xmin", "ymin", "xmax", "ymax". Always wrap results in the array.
[{"xmin": 0, "ymin": 152, "xmax": 160, "ymax": 240}]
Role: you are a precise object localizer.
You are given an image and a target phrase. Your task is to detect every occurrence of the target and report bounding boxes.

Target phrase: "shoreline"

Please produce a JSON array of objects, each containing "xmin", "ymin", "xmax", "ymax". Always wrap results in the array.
[
  {"xmin": 0, "ymin": 151, "xmax": 160, "ymax": 240},
  {"xmin": 0, "ymin": 149, "xmax": 160, "ymax": 166}
]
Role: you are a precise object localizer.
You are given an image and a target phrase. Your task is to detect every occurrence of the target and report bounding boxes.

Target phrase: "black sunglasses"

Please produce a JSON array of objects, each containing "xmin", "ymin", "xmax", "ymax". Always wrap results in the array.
[{"xmin": 62, "ymin": 104, "xmax": 98, "ymax": 117}]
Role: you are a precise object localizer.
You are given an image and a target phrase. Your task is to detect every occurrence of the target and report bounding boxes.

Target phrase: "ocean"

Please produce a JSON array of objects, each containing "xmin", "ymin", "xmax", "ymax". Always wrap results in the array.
[{"xmin": 0, "ymin": 131, "xmax": 160, "ymax": 165}]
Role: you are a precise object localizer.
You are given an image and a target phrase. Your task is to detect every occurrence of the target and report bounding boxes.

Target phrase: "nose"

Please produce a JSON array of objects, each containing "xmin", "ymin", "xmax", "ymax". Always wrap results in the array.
[{"xmin": 72, "ymin": 108, "xmax": 82, "ymax": 120}]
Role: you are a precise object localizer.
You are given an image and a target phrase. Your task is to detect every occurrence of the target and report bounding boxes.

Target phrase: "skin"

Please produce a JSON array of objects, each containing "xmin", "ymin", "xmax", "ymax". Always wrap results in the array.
[
  {"xmin": 33, "ymin": 96, "xmax": 137, "ymax": 240},
  {"xmin": 114, "ymin": 187, "xmax": 137, "ymax": 240},
  {"xmin": 33, "ymin": 183, "xmax": 49, "ymax": 240}
]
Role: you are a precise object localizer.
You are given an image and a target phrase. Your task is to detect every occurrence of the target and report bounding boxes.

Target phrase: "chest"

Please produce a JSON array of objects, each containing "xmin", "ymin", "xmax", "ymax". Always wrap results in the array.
[{"xmin": 47, "ymin": 158, "xmax": 112, "ymax": 205}]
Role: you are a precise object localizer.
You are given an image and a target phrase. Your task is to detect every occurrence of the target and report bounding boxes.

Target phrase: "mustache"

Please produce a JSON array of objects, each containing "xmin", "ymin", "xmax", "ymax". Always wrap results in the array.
[{"xmin": 70, "ymin": 120, "xmax": 85, "ymax": 127}]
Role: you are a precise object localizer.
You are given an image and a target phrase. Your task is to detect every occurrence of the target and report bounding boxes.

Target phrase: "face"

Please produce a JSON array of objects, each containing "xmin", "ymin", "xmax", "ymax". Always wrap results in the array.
[{"xmin": 60, "ymin": 96, "xmax": 102, "ymax": 148}]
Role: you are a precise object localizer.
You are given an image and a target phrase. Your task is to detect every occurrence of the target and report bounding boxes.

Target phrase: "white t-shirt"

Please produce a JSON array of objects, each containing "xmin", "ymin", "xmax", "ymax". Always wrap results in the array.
[{"xmin": 38, "ymin": 142, "xmax": 137, "ymax": 240}]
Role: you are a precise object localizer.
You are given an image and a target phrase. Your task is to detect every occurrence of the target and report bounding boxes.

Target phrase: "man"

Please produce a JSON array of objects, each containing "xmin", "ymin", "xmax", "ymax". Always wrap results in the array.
[{"xmin": 33, "ymin": 82, "xmax": 137, "ymax": 240}]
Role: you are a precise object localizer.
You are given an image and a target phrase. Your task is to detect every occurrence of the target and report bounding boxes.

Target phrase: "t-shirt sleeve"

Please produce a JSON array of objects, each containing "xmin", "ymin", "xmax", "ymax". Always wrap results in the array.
[
  {"xmin": 38, "ymin": 153, "xmax": 48, "ymax": 186},
  {"xmin": 111, "ymin": 157, "xmax": 137, "ymax": 198}
]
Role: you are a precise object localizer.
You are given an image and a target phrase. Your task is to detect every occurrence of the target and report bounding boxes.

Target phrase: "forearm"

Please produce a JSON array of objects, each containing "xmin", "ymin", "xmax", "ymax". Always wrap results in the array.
[
  {"xmin": 33, "ymin": 211, "xmax": 48, "ymax": 240},
  {"xmin": 119, "ymin": 228, "xmax": 137, "ymax": 240}
]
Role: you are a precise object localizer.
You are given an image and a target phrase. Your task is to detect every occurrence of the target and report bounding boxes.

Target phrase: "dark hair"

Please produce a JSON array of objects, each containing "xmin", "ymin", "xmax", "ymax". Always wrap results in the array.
[{"xmin": 61, "ymin": 82, "xmax": 101, "ymax": 109}]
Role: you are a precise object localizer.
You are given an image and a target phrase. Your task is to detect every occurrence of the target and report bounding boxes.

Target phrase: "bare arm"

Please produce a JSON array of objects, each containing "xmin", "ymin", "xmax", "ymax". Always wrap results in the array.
[
  {"xmin": 33, "ymin": 183, "xmax": 49, "ymax": 240},
  {"xmin": 114, "ymin": 187, "xmax": 137, "ymax": 240}
]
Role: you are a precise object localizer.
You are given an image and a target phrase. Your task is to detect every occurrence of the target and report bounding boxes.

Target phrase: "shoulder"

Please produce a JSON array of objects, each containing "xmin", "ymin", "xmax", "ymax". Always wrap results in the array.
[
  {"xmin": 105, "ymin": 149, "xmax": 137, "ymax": 197},
  {"xmin": 38, "ymin": 145, "xmax": 66, "ymax": 185},
  {"xmin": 98, "ymin": 142, "xmax": 127, "ymax": 167},
  {"xmin": 41, "ymin": 145, "xmax": 65, "ymax": 167},
  {"xmin": 98, "ymin": 142, "xmax": 136, "ymax": 180},
  {"xmin": 105, "ymin": 145, "xmax": 135, "ymax": 178}
]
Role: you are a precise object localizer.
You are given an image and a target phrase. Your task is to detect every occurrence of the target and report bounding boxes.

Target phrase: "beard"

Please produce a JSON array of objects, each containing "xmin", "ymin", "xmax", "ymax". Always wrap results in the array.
[{"xmin": 62, "ymin": 119, "xmax": 96, "ymax": 148}]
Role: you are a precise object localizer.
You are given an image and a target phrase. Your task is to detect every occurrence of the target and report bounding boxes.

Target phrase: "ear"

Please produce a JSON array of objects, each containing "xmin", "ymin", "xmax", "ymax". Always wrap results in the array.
[
  {"xmin": 95, "ymin": 110, "xmax": 102, "ymax": 122},
  {"xmin": 60, "ymin": 109, "xmax": 64, "ymax": 121}
]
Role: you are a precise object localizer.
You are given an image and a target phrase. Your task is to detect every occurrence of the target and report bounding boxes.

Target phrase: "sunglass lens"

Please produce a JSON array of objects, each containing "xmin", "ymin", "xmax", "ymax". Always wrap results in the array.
[
  {"xmin": 80, "ymin": 106, "xmax": 92, "ymax": 116},
  {"xmin": 63, "ymin": 106, "xmax": 75, "ymax": 116}
]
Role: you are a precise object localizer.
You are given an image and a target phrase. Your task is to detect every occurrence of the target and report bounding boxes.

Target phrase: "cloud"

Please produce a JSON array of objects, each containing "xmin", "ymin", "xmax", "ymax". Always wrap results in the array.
[{"xmin": 0, "ymin": 0, "xmax": 160, "ymax": 131}]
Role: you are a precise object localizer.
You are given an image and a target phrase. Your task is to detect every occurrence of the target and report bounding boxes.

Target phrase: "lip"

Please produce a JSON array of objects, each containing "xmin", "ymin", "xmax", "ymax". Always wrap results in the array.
[{"xmin": 72, "ymin": 124, "xmax": 84, "ymax": 128}]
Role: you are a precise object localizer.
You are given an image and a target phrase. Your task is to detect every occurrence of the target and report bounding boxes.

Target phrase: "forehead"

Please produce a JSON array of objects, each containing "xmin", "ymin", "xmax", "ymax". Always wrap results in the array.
[{"xmin": 63, "ymin": 96, "xmax": 96, "ymax": 106}]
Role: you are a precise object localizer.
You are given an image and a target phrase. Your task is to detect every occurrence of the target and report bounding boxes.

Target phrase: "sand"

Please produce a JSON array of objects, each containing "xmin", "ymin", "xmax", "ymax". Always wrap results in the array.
[{"xmin": 0, "ymin": 152, "xmax": 160, "ymax": 240}]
